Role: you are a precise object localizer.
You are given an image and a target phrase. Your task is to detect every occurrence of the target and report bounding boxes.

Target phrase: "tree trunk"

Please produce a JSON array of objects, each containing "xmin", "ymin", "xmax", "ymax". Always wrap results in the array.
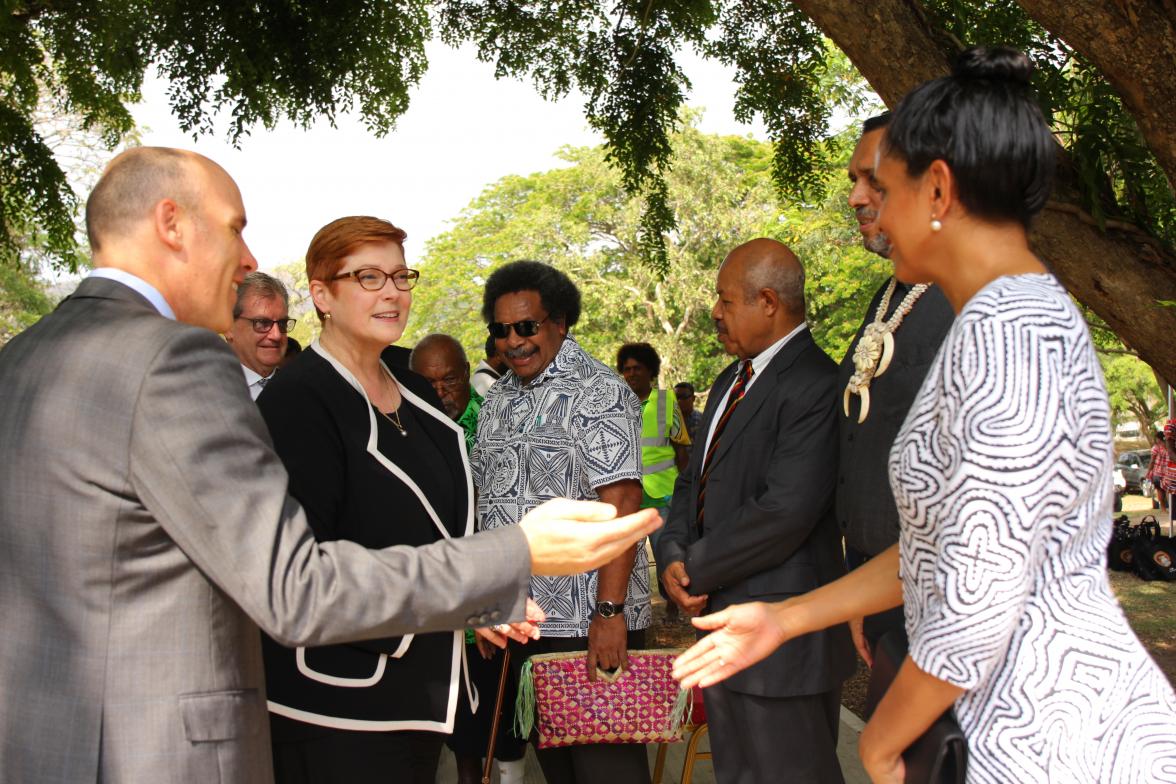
[
  {"xmin": 1016, "ymin": 0, "xmax": 1176, "ymax": 192},
  {"xmin": 789, "ymin": 0, "xmax": 1176, "ymax": 387}
]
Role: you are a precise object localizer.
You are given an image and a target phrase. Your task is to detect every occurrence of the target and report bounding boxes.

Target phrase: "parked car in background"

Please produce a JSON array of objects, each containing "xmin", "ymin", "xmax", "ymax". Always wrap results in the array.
[
  {"xmin": 1113, "ymin": 466, "xmax": 1126, "ymax": 512},
  {"xmin": 1116, "ymin": 449, "xmax": 1152, "ymax": 494}
]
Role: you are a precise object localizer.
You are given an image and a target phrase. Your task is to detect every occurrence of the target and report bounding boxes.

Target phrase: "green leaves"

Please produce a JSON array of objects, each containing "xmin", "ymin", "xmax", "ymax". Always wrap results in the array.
[{"xmin": 402, "ymin": 118, "xmax": 889, "ymax": 392}]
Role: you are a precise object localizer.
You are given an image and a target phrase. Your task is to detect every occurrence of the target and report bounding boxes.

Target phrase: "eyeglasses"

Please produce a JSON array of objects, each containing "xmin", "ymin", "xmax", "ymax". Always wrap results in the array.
[
  {"xmin": 237, "ymin": 316, "xmax": 297, "ymax": 334},
  {"xmin": 332, "ymin": 267, "xmax": 420, "ymax": 292},
  {"xmin": 487, "ymin": 317, "xmax": 548, "ymax": 339},
  {"xmin": 434, "ymin": 375, "xmax": 467, "ymax": 392}
]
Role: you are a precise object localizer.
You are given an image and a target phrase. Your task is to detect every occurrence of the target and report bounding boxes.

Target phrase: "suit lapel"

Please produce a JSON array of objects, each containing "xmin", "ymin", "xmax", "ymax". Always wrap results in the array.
[
  {"xmin": 394, "ymin": 371, "xmax": 473, "ymax": 539},
  {"xmin": 708, "ymin": 330, "xmax": 814, "ymax": 469},
  {"xmin": 312, "ymin": 340, "xmax": 469, "ymax": 541}
]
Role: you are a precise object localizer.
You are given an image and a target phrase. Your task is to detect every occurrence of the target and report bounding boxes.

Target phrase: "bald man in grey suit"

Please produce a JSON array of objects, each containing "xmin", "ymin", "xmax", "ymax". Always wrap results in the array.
[{"xmin": 0, "ymin": 148, "xmax": 659, "ymax": 784}]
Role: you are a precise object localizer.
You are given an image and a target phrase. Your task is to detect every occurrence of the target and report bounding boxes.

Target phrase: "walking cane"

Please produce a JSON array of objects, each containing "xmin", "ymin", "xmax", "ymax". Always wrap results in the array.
[{"xmin": 481, "ymin": 647, "xmax": 513, "ymax": 784}]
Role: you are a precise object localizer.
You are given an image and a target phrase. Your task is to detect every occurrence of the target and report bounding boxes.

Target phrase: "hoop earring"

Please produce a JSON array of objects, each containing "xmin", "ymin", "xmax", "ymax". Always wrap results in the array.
[{"xmin": 930, "ymin": 218, "xmax": 943, "ymax": 232}]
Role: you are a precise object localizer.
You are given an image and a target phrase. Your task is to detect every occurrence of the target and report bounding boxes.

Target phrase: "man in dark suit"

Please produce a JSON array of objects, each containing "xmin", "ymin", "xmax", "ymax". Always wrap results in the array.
[
  {"xmin": 839, "ymin": 113, "xmax": 953, "ymax": 663},
  {"xmin": 0, "ymin": 146, "xmax": 660, "ymax": 784},
  {"xmin": 656, "ymin": 238, "xmax": 854, "ymax": 783}
]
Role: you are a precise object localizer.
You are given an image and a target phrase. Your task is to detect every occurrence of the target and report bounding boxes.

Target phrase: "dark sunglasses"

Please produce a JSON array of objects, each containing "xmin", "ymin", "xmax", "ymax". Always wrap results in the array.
[
  {"xmin": 237, "ymin": 316, "xmax": 297, "ymax": 334},
  {"xmin": 487, "ymin": 317, "xmax": 549, "ymax": 339}
]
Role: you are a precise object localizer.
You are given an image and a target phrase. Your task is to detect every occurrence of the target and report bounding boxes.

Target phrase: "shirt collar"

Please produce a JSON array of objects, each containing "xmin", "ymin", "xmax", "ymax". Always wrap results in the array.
[
  {"xmin": 749, "ymin": 321, "xmax": 808, "ymax": 377},
  {"xmin": 87, "ymin": 268, "xmax": 176, "ymax": 320},
  {"xmin": 502, "ymin": 335, "xmax": 581, "ymax": 390},
  {"xmin": 240, "ymin": 363, "xmax": 273, "ymax": 387}
]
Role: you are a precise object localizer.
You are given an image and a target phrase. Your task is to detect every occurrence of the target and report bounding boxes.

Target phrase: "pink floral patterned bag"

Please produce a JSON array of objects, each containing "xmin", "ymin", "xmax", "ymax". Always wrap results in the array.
[{"xmin": 514, "ymin": 649, "xmax": 691, "ymax": 749}]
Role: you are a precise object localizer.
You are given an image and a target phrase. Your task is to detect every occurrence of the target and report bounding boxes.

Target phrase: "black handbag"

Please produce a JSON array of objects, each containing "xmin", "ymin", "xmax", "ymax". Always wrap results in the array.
[
  {"xmin": 1107, "ymin": 515, "xmax": 1136, "ymax": 572},
  {"xmin": 1131, "ymin": 517, "xmax": 1176, "ymax": 581},
  {"xmin": 864, "ymin": 629, "xmax": 968, "ymax": 784}
]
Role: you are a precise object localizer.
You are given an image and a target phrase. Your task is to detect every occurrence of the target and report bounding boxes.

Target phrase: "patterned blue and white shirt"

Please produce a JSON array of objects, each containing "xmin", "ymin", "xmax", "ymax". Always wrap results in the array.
[{"xmin": 472, "ymin": 336, "xmax": 652, "ymax": 637}]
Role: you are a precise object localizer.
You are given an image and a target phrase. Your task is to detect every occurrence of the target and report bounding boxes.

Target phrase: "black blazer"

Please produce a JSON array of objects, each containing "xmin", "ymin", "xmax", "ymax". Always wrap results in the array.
[
  {"xmin": 257, "ymin": 343, "xmax": 473, "ymax": 736},
  {"xmin": 657, "ymin": 329, "xmax": 855, "ymax": 698}
]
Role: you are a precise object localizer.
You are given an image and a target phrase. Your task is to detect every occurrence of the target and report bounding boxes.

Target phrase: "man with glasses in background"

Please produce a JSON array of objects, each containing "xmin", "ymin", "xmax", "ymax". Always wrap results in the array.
[
  {"xmin": 471, "ymin": 260, "xmax": 651, "ymax": 784},
  {"xmin": 225, "ymin": 271, "xmax": 295, "ymax": 399}
]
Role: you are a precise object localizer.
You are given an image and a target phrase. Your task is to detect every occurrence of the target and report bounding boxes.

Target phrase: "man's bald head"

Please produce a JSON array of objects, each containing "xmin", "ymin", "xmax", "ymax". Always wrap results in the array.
[
  {"xmin": 725, "ymin": 238, "xmax": 806, "ymax": 317},
  {"xmin": 85, "ymin": 147, "xmax": 206, "ymax": 252},
  {"xmin": 83, "ymin": 146, "xmax": 257, "ymax": 333},
  {"xmin": 410, "ymin": 333, "xmax": 471, "ymax": 420},
  {"xmin": 712, "ymin": 238, "xmax": 807, "ymax": 359}
]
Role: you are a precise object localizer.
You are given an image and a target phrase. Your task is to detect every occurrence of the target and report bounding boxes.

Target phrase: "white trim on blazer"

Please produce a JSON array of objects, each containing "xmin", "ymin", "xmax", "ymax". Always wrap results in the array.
[{"xmin": 265, "ymin": 340, "xmax": 478, "ymax": 732}]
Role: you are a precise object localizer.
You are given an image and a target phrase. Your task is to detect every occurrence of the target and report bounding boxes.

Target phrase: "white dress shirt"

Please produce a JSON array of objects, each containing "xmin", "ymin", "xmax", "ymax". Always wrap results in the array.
[
  {"xmin": 87, "ymin": 268, "xmax": 176, "ymax": 320},
  {"xmin": 240, "ymin": 364, "xmax": 274, "ymax": 401}
]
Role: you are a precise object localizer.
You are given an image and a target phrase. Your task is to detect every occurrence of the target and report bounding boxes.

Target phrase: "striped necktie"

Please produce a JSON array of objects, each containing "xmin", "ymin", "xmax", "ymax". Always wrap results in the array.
[{"xmin": 696, "ymin": 360, "xmax": 754, "ymax": 536}]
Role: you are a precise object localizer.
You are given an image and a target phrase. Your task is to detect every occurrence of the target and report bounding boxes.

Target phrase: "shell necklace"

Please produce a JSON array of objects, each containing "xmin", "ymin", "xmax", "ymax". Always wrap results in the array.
[{"xmin": 842, "ymin": 278, "xmax": 929, "ymax": 423}]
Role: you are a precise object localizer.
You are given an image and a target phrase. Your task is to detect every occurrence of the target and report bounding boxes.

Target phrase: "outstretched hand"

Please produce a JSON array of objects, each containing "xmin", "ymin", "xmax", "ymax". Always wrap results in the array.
[
  {"xmin": 671, "ymin": 602, "xmax": 791, "ymax": 688},
  {"xmin": 519, "ymin": 499, "xmax": 661, "ymax": 577}
]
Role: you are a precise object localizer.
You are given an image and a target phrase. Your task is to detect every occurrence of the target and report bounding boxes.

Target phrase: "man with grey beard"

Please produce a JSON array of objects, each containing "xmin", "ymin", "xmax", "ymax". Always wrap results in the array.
[{"xmin": 837, "ymin": 113, "xmax": 954, "ymax": 665}]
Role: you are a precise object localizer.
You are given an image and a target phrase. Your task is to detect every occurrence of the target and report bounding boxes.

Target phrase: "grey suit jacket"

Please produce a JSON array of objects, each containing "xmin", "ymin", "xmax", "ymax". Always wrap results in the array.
[
  {"xmin": 656, "ymin": 329, "xmax": 854, "ymax": 698},
  {"xmin": 0, "ymin": 277, "xmax": 531, "ymax": 784}
]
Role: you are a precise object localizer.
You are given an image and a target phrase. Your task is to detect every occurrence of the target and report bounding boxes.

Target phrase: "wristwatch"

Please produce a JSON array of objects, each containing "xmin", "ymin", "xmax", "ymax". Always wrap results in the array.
[{"xmin": 595, "ymin": 601, "xmax": 625, "ymax": 619}]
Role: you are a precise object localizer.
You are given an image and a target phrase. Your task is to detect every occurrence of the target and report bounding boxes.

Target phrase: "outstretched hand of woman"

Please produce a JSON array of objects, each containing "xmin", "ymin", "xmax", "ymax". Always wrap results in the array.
[{"xmin": 671, "ymin": 602, "xmax": 792, "ymax": 688}]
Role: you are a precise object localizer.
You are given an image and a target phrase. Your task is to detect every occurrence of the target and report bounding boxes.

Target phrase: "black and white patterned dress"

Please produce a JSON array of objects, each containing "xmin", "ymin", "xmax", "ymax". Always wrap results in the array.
[{"xmin": 891, "ymin": 274, "xmax": 1176, "ymax": 783}]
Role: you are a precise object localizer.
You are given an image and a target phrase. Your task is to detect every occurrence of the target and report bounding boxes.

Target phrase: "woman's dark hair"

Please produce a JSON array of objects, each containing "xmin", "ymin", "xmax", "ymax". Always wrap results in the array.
[
  {"xmin": 616, "ymin": 342, "xmax": 661, "ymax": 377},
  {"xmin": 883, "ymin": 46, "xmax": 1055, "ymax": 228},
  {"xmin": 481, "ymin": 260, "xmax": 582, "ymax": 328}
]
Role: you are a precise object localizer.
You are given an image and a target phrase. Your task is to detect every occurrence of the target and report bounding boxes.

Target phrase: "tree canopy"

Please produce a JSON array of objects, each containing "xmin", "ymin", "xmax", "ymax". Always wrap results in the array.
[{"xmin": 3, "ymin": 0, "xmax": 1175, "ymax": 385}]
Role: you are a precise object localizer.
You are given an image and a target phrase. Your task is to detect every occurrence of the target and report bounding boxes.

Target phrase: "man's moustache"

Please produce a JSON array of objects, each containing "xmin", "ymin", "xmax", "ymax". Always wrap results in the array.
[{"xmin": 505, "ymin": 346, "xmax": 537, "ymax": 360}]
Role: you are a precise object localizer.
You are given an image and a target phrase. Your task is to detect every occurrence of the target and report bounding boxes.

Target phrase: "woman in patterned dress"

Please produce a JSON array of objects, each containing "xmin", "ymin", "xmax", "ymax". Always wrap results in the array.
[{"xmin": 671, "ymin": 47, "xmax": 1176, "ymax": 783}]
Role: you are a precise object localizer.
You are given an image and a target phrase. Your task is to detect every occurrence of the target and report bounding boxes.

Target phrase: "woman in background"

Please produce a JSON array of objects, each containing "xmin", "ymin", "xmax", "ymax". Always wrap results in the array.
[{"xmin": 673, "ymin": 48, "xmax": 1176, "ymax": 783}]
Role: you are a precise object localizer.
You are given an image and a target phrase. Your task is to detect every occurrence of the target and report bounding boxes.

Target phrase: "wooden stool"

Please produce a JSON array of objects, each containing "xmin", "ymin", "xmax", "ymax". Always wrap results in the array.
[{"xmin": 651, "ymin": 722, "xmax": 712, "ymax": 784}]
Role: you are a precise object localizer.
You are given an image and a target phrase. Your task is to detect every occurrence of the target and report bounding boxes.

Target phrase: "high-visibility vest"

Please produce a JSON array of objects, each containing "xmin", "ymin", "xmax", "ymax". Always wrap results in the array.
[{"xmin": 640, "ymin": 388, "xmax": 678, "ymax": 504}]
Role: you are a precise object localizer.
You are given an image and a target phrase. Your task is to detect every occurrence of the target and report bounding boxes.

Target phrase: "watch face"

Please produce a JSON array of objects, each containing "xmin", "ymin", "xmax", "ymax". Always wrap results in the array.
[{"xmin": 597, "ymin": 601, "xmax": 622, "ymax": 618}]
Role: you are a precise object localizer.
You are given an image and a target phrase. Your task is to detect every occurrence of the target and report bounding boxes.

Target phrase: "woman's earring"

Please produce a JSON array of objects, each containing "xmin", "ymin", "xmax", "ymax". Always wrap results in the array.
[
  {"xmin": 930, "ymin": 217, "xmax": 943, "ymax": 232},
  {"xmin": 323, "ymin": 313, "xmax": 332, "ymax": 320}
]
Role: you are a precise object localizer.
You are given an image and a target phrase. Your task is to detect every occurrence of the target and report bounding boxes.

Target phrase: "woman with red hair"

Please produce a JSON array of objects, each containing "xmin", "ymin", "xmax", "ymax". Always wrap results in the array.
[{"xmin": 255, "ymin": 217, "xmax": 535, "ymax": 783}]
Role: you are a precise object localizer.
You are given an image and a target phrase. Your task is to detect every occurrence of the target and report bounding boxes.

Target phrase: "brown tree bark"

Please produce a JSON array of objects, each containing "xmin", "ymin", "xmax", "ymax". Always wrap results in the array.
[
  {"xmin": 1017, "ymin": 0, "xmax": 1176, "ymax": 192},
  {"xmin": 791, "ymin": 0, "xmax": 1176, "ymax": 387}
]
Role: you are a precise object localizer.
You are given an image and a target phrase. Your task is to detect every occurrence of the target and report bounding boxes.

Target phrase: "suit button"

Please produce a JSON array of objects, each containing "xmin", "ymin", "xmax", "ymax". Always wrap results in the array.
[
  {"xmin": 839, "ymin": 476, "xmax": 846, "ymax": 485},
  {"xmin": 478, "ymin": 614, "xmax": 491, "ymax": 625},
  {"xmin": 848, "ymin": 433, "xmax": 854, "ymax": 442},
  {"xmin": 465, "ymin": 617, "xmax": 479, "ymax": 626},
  {"xmin": 489, "ymin": 611, "xmax": 502, "ymax": 622}
]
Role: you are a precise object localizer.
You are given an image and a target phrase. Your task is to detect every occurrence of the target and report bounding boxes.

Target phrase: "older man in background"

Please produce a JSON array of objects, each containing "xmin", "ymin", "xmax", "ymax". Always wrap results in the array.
[
  {"xmin": 225, "ymin": 271, "xmax": 293, "ymax": 399},
  {"xmin": 410, "ymin": 333, "xmax": 482, "ymax": 452}
]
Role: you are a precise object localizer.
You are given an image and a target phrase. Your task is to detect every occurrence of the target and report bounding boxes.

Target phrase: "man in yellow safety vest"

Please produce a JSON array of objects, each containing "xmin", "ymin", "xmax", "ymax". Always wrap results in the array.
[{"xmin": 617, "ymin": 343, "xmax": 691, "ymax": 621}]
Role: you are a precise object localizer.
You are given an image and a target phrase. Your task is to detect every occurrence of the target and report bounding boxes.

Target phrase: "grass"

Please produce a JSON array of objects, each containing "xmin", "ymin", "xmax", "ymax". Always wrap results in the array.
[{"xmin": 1109, "ymin": 499, "xmax": 1176, "ymax": 684}]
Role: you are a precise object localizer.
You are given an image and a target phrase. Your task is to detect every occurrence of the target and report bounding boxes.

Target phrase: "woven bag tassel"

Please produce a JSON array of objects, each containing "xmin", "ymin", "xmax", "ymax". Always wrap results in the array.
[
  {"xmin": 513, "ymin": 658, "xmax": 536, "ymax": 739},
  {"xmin": 668, "ymin": 685, "xmax": 692, "ymax": 735}
]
